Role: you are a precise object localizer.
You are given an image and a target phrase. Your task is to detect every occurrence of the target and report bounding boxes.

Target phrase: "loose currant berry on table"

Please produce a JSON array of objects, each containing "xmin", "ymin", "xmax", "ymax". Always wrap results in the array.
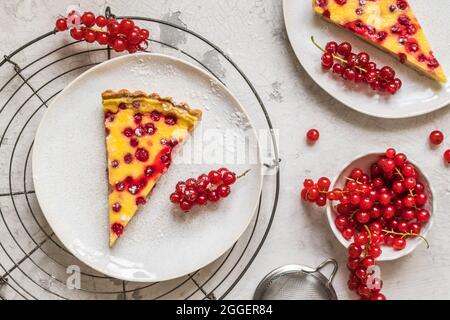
[
  {"xmin": 444, "ymin": 149, "xmax": 450, "ymax": 163},
  {"xmin": 306, "ymin": 128, "xmax": 320, "ymax": 142},
  {"xmin": 429, "ymin": 130, "xmax": 444, "ymax": 145}
]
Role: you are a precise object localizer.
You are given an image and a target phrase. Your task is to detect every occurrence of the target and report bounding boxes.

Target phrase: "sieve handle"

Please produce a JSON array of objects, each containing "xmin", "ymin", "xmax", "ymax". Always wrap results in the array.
[{"xmin": 314, "ymin": 259, "xmax": 338, "ymax": 285}]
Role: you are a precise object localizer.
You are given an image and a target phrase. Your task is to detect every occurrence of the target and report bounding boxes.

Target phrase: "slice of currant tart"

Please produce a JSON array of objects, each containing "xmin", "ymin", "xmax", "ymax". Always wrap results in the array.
[
  {"xmin": 102, "ymin": 89, "xmax": 202, "ymax": 247},
  {"xmin": 313, "ymin": 0, "xmax": 447, "ymax": 83}
]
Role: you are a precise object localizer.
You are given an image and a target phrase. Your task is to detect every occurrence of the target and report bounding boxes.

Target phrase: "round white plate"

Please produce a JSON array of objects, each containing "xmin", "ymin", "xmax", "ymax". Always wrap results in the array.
[
  {"xmin": 283, "ymin": 0, "xmax": 450, "ymax": 119},
  {"xmin": 33, "ymin": 53, "xmax": 262, "ymax": 282}
]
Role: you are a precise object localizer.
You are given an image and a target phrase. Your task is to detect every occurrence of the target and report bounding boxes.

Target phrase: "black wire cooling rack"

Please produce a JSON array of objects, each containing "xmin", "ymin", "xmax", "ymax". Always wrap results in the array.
[{"xmin": 0, "ymin": 7, "xmax": 280, "ymax": 300}]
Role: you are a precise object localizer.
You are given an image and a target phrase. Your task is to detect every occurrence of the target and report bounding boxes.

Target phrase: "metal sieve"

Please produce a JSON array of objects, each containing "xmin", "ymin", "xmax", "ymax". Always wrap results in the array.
[{"xmin": 254, "ymin": 259, "xmax": 338, "ymax": 300}]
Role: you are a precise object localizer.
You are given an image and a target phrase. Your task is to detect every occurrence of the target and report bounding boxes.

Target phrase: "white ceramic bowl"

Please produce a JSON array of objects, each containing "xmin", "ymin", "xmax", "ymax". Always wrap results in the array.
[{"xmin": 326, "ymin": 152, "xmax": 435, "ymax": 261}]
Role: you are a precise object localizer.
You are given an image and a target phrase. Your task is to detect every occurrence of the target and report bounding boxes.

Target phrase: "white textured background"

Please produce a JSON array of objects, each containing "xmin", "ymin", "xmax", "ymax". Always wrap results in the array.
[{"xmin": 0, "ymin": 0, "xmax": 449, "ymax": 300}]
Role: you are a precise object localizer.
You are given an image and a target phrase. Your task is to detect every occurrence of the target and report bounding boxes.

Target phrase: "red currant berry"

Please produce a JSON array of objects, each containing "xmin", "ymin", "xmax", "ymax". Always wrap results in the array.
[
  {"xmin": 342, "ymin": 67, "xmax": 356, "ymax": 81},
  {"xmin": 303, "ymin": 179, "xmax": 315, "ymax": 188},
  {"xmin": 119, "ymin": 19, "xmax": 135, "ymax": 34},
  {"xmin": 207, "ymin": 190, "xmax": 220, "ymax": 202},
  {"xmin": 81, "ymin": 12, "xmax": 96, "ymax": 27},
  {"xmin": 337, "ymin": 42, "xmax": 352, "ymax": 57},
  {"xmin": 196, "ymin": 194, "xmax": 208, "ymax": 205},
  {"xmin": 429, "ymin": 130, "xmax": 444, "ymax": 145},
  {"xmin": 354, "ymin": 232, "xmax": 369, "ymax": 246},
  {"xmin": 95, "ymin": 15, "xmax": 107, "ymax": 27},
  {"xmin": 107, "ymin": 18, "xmax": 120, "ymax": 35},
  {"xmin": 342, "ymin": 228, "xmax": 354, "ymax": 240},
  {"xmin": 306, "ymin": 129, "xmax": 320, "ymax": 142},
  {"xmin": 368, "ymin": 245, "xmax": 382, "ymax": 258},
  {"xmin": 128, "ymin": 30, "xmax": 141, "ymax": 45},
  {"xmin": 317, "ymin": 177, "xmax": 331, "ymax": 191},
  {"xmin": 380, "ymin": 66, "xmax": 395, "ymax": 80},
  {"xmin": 56, "ymin": 18, "xmax": 68, "ymax": 31},
  {"xmin": 332, "ymin": 63, "xmax": 344, "ymax": 75},
  {"xmin": 321, "ymin": 53, "xmax": 334, "ymax": 69},
  {"xmin": 217, "ymin": 184, "xmax": 231, "ymax": 197},
  {"xmin": 416, "ymin": 209, "xmax": 431, "ymax": 224},
  {"xmin": 70, "ymin": 27, "xmax": 84, "ymax": 40},
  {"xmin": 84, "ymin": 30, "xmax": 96, "ymax": 43},
  {"xmin": 170, "ymin": 192, "xmax": 181, "ymax": 203},
  {"xmin": 348, "ymin": 243, "xmax": 362, "ymax": 258},
  {"xmin": 113, "ymin": 38, "xmax": 127, "ymax": 52},
  {"xmin": 325, "ymin": 41, "xmax": 338, "ymax": 53},
  {"xmin": 180, "ymin": 200, "xmax": 193, "ymax": 212},
  {"xmin": 96, "ymin": 32, "xmax": 109, "ymax": 45},
  {"xmin": 444, "ymin": 149, "xmax": 450, "ymax": 163},
  {"xmin": 223, "ymin": 171, "xmax": 237, "ymax": 185},
  {"xmin": 307, "ymin": 187, "xmax": 320, "ymax": 201},
  {"xmin": 208, "ymin": 170, "xmax": 222, "ymax": 184},
  {"xmin": 393, "ymin": 237, "xmax": 406, "ymax": 250},
  {"xmin": 140, "ymin": 28, "xmax": 150, "ymax": 40},
  {"xmin": 356, "ymin": 211, "xmax": 370, "ymax": 224}
]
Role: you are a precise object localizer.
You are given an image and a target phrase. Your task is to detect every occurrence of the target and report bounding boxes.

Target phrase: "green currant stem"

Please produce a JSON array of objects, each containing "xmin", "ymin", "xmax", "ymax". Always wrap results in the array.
[
  {"xmin": 237, "ymin": 169, "xmax": 251, "ymax": 180},
  {"xmin": 382, "ymin": 229, "xmax": 430, "ymax": 249},
  {"xmin": 310, "ymin": 36, "xmax": 367, "ymax": 73}
]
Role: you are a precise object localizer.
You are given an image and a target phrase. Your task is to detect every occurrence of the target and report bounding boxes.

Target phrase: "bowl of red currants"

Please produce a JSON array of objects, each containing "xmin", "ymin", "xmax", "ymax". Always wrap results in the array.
[{"xmin": 326, "ymin": 150, "xmax": 435, "ymax": 261}]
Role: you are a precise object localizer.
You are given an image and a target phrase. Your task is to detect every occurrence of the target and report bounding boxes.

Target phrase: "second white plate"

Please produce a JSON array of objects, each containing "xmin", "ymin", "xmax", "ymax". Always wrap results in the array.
[{"xmin": 283, "ymin": 0, "xmax": 450, "ymax": 119}]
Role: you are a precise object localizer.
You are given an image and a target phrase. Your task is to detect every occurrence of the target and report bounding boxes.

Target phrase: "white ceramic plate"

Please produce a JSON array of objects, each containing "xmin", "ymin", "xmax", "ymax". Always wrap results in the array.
[
  {"xmin": 283, "ymin": 0, "xmax": 450, "ymax": 119},
  {"xmin": 33, "ymin": 53, "xmax": 262, "ymax": 282},
  {"xmin": 326, "ymin": 152, "xmax": 434, "ymax": 261}
]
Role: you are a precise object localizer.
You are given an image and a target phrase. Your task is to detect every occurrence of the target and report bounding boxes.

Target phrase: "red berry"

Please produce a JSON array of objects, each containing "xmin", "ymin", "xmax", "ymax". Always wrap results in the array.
[
  {"xmin": 317, "ymin": 177, "xmax": 331, "ymax": 191},
  {"xmin": 393, "ymin": 237, "xmax": 406, "ymax": 250},
  {"xmin": 429, "ymin": 130, "xmax": 444, "ymax": 145},
  {"xmin": 416, "ymin": 209, "xmax": 431, "ymax": 224},
  {"xmin": 84, "ymin": 30, "xmax": 96, "ymax": 43},
  {"xmin": 380, "ymin": 66, "xmax": 395, "ymax": 80},
  {"xmin": 176, "ymin": 181, "xmax": 187, "ymax": 194},
  {"xmin": 321, "ymin": 53, "xmax": 334, "ymax": 69},
  {"xmin": 207, "ymin": 190, "xmax": 220, "ymax": 202},
  {"xmin": 113, "ymin": 38, "xmax": 127, "ymax": 52},
  {"xmin": 307, "ymin": 188, "xmax": 320, "ymax": 201},
  {"xmin": 70, "ymin": 27, "xmax": 84, "ymax": 40},
  {"xmin": 136, "ymin": 196, "xmax": 146, "ymax": 206},
  {"xmin": 135, "ymin": 148, "xmax": 149, "ymax": 162},
  {"xmin": 342, "ymin": 228, "xmax": 354, "ymax": 240},
  {"xmin": 180, "ymin": 200, "xmax": 193, "ymax": 212},
  {"xmin": 111, "ymin": 223, "xmax": 124, "ymax": 236},
  {"xmin": 184, "ymin": 187, "xmax": 198, "ymax": 202},
  {"xmin": 325, "ymin": 41, "xmax": 338, "ymax": 53},
  {"xmin": 119, "ymin": 19, "xmax": 134, "ymax": 34},
  {"xmin": 95, "ymin": 15, "xmax": 107, "ymax": 27},
  {"xmin": 306, "ymin": 129, "xmax": 320, "ymax": 142},
  {"xmin": 223, "ymin": 171, "xmax": 237, "ymax": 185},
  {"xmin": 354, "ymin": 232, "xmax": 369, "ymax": 246},
  {"xmin": 56, "ymin": 18, "xmax": 68, "ymax": 31},
  {"xmin": 195, "ymin": 194, "xmax": 208, "ymax": 205},
  {"xmin": 107, "ymin": 18, "xmax": 120, "ymax": 35},
  {"xmin": 140, "ymin": 28, "xmax": 150, "ymax": 40},
  {"xmin": 112, "ymin": 202, "xmax": 121, "ymax": 212},
  {"xmin": 356, "ymin": 52, "xmax": 370, "ymax": 66},
  {"xmin": 337, "ymin": 42, "xmax": 352, "ymax": 56},
  {"xmin": 208, "ymin": 170, "xmax": 222, "ymax": 184},
  {"xmin": 368, "ymin": 245, "xmax": 382, "ymax": 258},
  {"xmin": 445, "ymin": 150, "xmax": 450, "ymax": 163},
  {"xmin": 356, "ymin": 211, "xmax": 370, "ymax": 224},
  {"xmin": 342, "ymin": 68, "xmax": 356, "ymax": 81},
  {"xmin": 348, "ymin": 243, "xmax": 362, "ymax": 258},
  {"xmin": 96, "ymin": 32, "xmax": 109, "ymax": 45},
  {"xmin": 218, "ymin": 184, "xmax": 231, "ymax": 197},
  {"xmin": 81, "ymin": 12, "xmax": 96, "ymax": 27},
  {"xmin": 332, "ymin": 63, "xmax": 344, "ymax": 75},
  {"xmin": 170, "ymin": 192, "xmax": 181, "ymax": 203}
]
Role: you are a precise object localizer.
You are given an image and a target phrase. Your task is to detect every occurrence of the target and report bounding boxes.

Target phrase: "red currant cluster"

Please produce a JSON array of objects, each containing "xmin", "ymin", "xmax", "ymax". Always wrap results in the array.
[
  {"xmin": 312, "ymin": 37, "xmax": 402, "ymax": 94},
  {"xmin": 301, "ymin": 148, "xmax": 432, "ymax": 300},
  {"xmin": 170, "ymin": 168, "xmax": 248, "ymax": 212},
  {"xmin": 429, "ymin": 130, "xmax": 450, "ymax": 164},
  {"xmin": 55, "ymin": 11, "xmax": 150, "ymax": 53}
]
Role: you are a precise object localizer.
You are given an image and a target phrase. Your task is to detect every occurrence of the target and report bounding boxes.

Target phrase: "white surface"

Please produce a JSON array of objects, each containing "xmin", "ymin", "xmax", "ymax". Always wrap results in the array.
[
  {"xmin": 0, "ymin": 0, "xmax": 450, "ymax": 300},
  {"xmin": 326, "ymin": 152, "xmax": 434, "ymax": 261},
  {"xmin": 283, "ymin": 0, "xmax": 450, "ymax": 119},
  {"xmin": 32, "ymin": 53, "xmax": 262, "ymax": 282}
]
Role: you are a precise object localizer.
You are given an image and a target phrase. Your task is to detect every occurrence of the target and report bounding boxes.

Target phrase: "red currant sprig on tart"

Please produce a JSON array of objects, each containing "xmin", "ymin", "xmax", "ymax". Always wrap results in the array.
[
  {"xmin": 55, "ymin": 10, "xmax": 150, "ymax": 53},
  {"xmin": 170, "ymin": 168, "xmax": 250, "ymax": 212},
  {"xmin": 311, "ymin": 36, "xmax": 402, "ymax": 95},
  {"xmin": 301, "ymin": 148, "xmax": 432, "ymax": 300}
]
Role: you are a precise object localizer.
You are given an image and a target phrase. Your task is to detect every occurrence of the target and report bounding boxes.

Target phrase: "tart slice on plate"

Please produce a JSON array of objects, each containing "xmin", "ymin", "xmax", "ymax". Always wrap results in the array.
[
  {"xmin": 313, "ymin": 0, "xmax": 447, "ymax": 83},
  {"xmin": 102, "ymin": 89, "xmax": 202, "ymax": 247}
]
